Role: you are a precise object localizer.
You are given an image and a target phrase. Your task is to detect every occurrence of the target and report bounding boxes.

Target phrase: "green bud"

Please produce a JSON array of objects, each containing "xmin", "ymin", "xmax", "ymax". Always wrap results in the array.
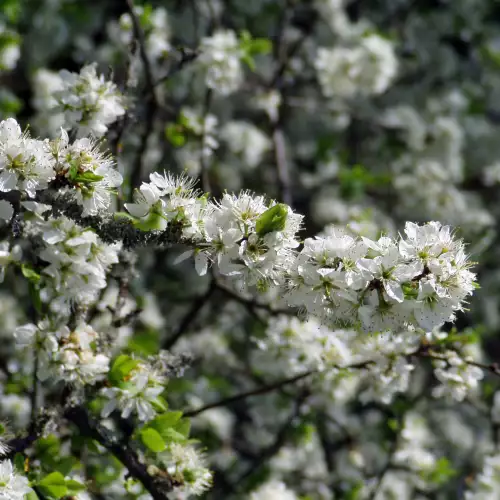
[{"xmin": 255, "ymin": 203, "xmax": 288, "ymax": 236}]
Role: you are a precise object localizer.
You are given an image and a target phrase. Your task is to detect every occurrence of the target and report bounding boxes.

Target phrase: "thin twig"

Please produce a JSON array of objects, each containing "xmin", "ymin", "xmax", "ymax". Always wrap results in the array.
[
  {"xmin": 29, "ymin": 350, "xmax": 40, "ymax": 433},
  {"xmin": 233, "ymin": 393, "xmax": 307, "ymax": 490},
  {"xmin": 162, "ymin": 279, "xmax": 216, "ymax": 349},
  {"xmin": 183, "ymin": 369, "xmax": 315, "ymax": 417},
  {"xmin": 214, "ymin": 281, "xmax": 296, "ymax": 315},
  {"xmin": 126, "ymin": 0, "xmax": 159, "ymax": 193},
  {"xmin": 125, "ymin": 0, "xmax": 157, "ymax": 102},
  {"xmin": 415, "ymin": 349, "xmax": 500, "ymax": 378},
  {"xmin": 154, "ymin": 48, "xmax": 200, "ymax": 86}
]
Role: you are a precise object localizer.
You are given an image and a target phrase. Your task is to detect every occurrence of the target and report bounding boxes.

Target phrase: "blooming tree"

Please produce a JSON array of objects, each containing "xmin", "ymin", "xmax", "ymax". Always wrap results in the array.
[{"xmin": 0, "ymin": 0, "xmax": 499, "ymax": 499}]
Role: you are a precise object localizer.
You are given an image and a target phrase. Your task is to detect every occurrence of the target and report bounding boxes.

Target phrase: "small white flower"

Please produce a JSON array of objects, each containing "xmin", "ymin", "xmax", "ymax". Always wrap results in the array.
[
  {"xmin": 161, "ymin": 444, "xmax": 212, "ymax": 497},
  {"xmin": 0, "ymin": 460, "xmax": 31, "ymax": 500}
]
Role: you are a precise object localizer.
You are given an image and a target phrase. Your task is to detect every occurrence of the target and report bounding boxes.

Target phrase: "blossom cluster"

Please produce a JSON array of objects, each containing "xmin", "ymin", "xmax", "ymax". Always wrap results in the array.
[
  {"xmin": 0, "ymin": 0, "xmax": 495, "ymax": 495},
  {"xmin": 127, "ymin": 172, "xmax": 475, "ymax": 335},
  {"xmin": 101, "ymin": 355, "xmax": 168, "ymax": 422},
  {"xmin": 15, "ymin": 321, "xmax": 109, "ymax": 386},
  {"xmin": 0, "ymin": 118, "xmax": 123, "ymax": 216},
  {"xmin": 315, "ymin": 34, "xmax": 398, "ymax": 98},
  {"xmin": 25, "ymin": 214, "xmax": 121, "ymax": 316},
  {"xmin": 0, "ymin": 117, "xmax": 54, "ymax": 199},
  {"xmin": 197, "ymin": 30, "xmax": 244, "ymax": 95},
  {"xmin": 32, "ymin": 64, "xmax": 125, "ymax": 138}
]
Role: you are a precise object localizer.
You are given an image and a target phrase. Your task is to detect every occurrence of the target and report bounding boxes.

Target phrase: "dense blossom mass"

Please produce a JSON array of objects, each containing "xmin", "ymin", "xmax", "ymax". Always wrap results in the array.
[{"xmin": 0, "ymin": 0, "xmax": 498, "ymax": 499}]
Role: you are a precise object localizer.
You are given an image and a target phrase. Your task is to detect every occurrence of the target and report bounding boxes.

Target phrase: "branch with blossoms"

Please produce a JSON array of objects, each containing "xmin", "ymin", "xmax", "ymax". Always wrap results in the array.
[
  {"xmin": 0, "ymin": 117, "xmax": 476, "ymax": 335},
  {"xmin": 2, "ymin": 0, "xmax": 500, "ymax": 497},
  {"xmin": 0, "ymin": 112, "xmax": 480, "ymax": 498}
]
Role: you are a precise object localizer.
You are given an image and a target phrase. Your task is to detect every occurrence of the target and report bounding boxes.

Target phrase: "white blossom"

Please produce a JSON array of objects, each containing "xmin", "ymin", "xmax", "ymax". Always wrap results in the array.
[
  {"xmin": 315, "ymin": 34, "xmax": 398, "ymax": 98},
  {"xmin": 53, "ymin": 63, "xmax": 125, "ymax": 137},
  {"xmin": 432, "ymin": 350, "xmax": 484, "ymax": 401},
  {"xmin": 0, "ymin": 460, "xmax": 31, "ymax": 500},
  {"xmin": 0, "ymin": 118, "xmax": 55, "ymax": 197},
  {"xmin": 248, "ymin": 480, "xmax": 298, "ymax": 500},
  {"xmin": 101, "ymin": 361, "xmax": 167, "ymax": 422},
  {"xmin": 198, "ymin": 30, "xmax": 244, "ymax": 95},
  {"xmin": 160, "ymin": 444, "xmax": 212, "ymax": 497}
]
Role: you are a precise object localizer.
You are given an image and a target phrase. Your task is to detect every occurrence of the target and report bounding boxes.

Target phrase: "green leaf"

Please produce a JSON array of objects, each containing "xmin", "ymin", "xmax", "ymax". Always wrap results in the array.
[
  {"xmin": 24, "ymin": 492, "xmax": 39, "ymax": 500},
  {"xmin": 14, "ymin": 453, "xmax": 25, "ymax": 472},
  {"xmin": 21, "ymin": 264, "xmax": 41, "ymax": 284},
  {"xmin": 423, "ymin": 457, "xmax": 456, "ymax": 485},
  {"xmin": 54, "ymin": 456, "xmax": 78, "ymax": 476},
  {"xmin": 387, "ymin": 418, "xmax": 399, "ymax": 432},
  {"xmin": 248, "ymin": 38, "xmax": 272, "ymax": 55},
  {"xmin": 239, "ymin": 31, "xmax": 272, "ymax": 71},
  {"xmin": 149, "ymin": 411, "xmax": 183, "ymax": 437},
  {"xmin": 37, "ymin": 472, "xmax": 68, "ymax": 499},
  {"xmin": 139, "ymin": 3, "xmax": 154, "ymax": 27},
  {"xmin": 109, "ymin": 355, "xmax": 140, "ymax": 385},
  {"xmin": 173, "ymin": 418, "xmax": 191, "ymax": 438},
  {"xmin": 241, "ymin": 54, "xmax": 256, "ymax": 71},
  {"xmin": 150, "ymin": 396, "xmax": 168, "ymax": 413},
  {"xmin": 165, "ymin": 124, "xmax": 187, "ymax": 147},
  {"xmin": 0, "ymin": 0, "xmax": 22, "ymax": 22},
  {"xmin": 28, "ymin": 283, "xmax": 43, "ymax": 315},
  {"xmin": 344, "ymin": 482, "xmax": 363, "ymax": 500},
  {"xmin": 255, "ymin": 204, "xmax": 288, "ymax": 236},
  {"xmin": 36, "ymin": 435, "xmax": 60, "ymax": 458},
  {"xmin": 65, "ymin": 479, "xmax": 85, "ymax": 495},
  {"xmin": 162, "ymin": 428, "xmax": 188, "ymax": 444},
  {"xmin": 139, "ymin": 428, "xmax": 166, "ymax": 452},
  {"xmin": 0, "ymin": 88, "xmax": 22, "ymax": 117}
]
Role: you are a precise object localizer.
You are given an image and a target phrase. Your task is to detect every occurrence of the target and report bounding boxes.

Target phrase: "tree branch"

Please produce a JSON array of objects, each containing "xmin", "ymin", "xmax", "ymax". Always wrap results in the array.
[
  {"xmin": 65, "ymin": 405, "xmax": 174, "ymax": 499},
  {"xmin": 35, "ymin": 191, "xmax": 188, "ymax": 249}
]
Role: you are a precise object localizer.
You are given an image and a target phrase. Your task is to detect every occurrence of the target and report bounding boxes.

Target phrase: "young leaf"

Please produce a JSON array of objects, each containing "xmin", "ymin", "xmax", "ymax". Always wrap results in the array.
[
  {"xmin": 65, "ymin": 479, "xmax": 86, "ymax": 495},
  {"xmin": 139, "ymin": 428, "xmax": 167, "ymax": 453},
  {"xmin": 162, "ymin": 428, "xmax": 188, "ymax": 444},
  {"xmin": 255, "ymin": 203, "xmax": 288, "ymax": 236},
  {"xmin": 165, "ymin": 124, "xmax": 187, "ymax": 147},
  {"xmin": 150, "ymin": 411, "xmax": 183, "ymax": 437},
  {"xmin": 21, "ymin": 264, "xmax": 41, "ymax": 284},
  {"xmin": 109, "ymin": 355, "xmax": 140, "ymax": 385},
  {"xmin": 173, "ymin": 418, "xmax": 191, "ymax": 438},
  {"xmin": 37, "ymin": 471, "xmax": 68, "ymax": 499}
]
